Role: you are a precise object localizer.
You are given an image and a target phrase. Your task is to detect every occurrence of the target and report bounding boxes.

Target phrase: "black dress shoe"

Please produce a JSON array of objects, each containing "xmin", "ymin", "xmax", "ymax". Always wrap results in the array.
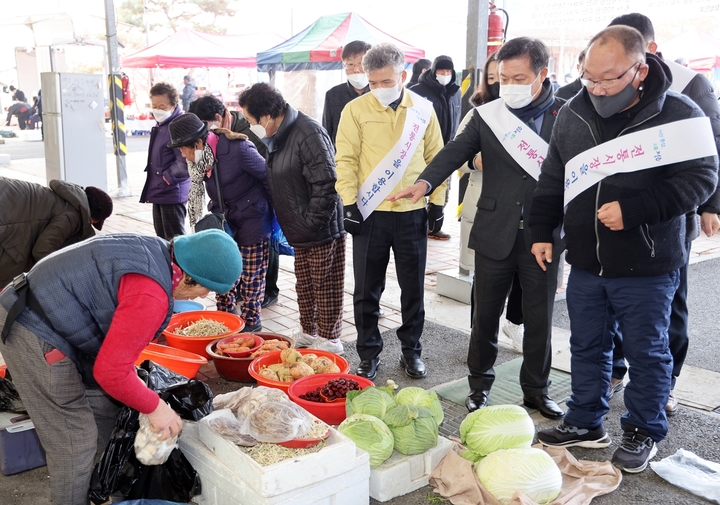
[
  {"xmin": 399, "ymin": 355, "xmax": 427, "ymax": 378},
  {"xmin": 523, "ymin": 394, "xmax": 564, "ymax": 419},
  {"xmin": 356, "ymin": 358, "xmax": 380, "ymax": 380},
  {"xmin": 465, "ymin": 389, "xmax": 490, "ymax": 412},
  {"xmin": 261, "ymin": 294, "xmax": 278, "ymax": 308}
]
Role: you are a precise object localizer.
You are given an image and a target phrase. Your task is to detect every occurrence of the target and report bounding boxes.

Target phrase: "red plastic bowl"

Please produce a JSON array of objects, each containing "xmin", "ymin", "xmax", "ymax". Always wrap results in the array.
[
  {"xmin": 135, "ymin": 343, "xmax": 208, "ymax": 379},
  {"xmin": 163, "ymin": 311, "xmax": 245, "ymax": 359},
  {"xmin": 277, "ymin": 426, "xmax": 331, "ymax": 449},
  {"xmin": 248, "ymin": 350, "xmax": 350, "ymax": 394},
  {"xmin": 206, "ymin": 333, "xmax": 293, "ymax": 382},
  {"xmin": 215, "ymin": 334, "xmax": 264, "ymax": 358},
  {"xmin": 288, "ymin": 373, "xmax": 374, "ymax": 425}
]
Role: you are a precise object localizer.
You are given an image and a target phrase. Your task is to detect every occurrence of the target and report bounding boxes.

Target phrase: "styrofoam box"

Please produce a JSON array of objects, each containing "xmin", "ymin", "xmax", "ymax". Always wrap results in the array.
[
  {"xmin": 18, "ymin": 130, "xmax": 42, "ymax": 142},
  {"xmin": 196, "ymin": 415, "xmax": 358, "ymax": 497},
  {"xmin": 180, "ymin": 423, "xmax": 370, "ymax": 505},
  {"xmin": 369, "ymin": 435, "xmax": 454, "ymax": 502}
]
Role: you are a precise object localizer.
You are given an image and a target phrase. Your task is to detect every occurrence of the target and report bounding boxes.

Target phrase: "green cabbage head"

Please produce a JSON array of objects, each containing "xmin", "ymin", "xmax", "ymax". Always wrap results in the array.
[
  {"xmin": 338, "ymin": 414, "xmax": 395, "ymax": 468},
  {"xmin": 346, "ymin": 387, "xmax": 397, "ymax": 419},
  {"xmin": 382, "ymin": 404, "xmax": 438, "ymax": 455},
  {"xmin": 459, "ymin": 404, "xmax": 534, "ymax": 456},
  {"xmin": 394, "ymin": 387, "xmax": 444, "ymax": 425},
  {"xmin": 475, "ymin": 447, "xmax": 562, "ymax": 505}
]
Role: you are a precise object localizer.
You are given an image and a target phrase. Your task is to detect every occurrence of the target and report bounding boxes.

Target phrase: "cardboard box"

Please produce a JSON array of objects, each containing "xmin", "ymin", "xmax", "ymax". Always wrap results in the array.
[{"xmin": 0, "ymin": 413, "xmax": 47, "ymax": 476}]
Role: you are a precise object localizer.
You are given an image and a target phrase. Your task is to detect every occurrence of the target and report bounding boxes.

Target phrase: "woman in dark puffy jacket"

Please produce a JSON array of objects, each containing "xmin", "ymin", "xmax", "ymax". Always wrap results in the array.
[
  {"xmin": 168, "ymin": 113, "xmax": 272, "ymax": 333},
  {"xmin": 238, "ymin": 84, "xmax": 346, "ymax": 354}
]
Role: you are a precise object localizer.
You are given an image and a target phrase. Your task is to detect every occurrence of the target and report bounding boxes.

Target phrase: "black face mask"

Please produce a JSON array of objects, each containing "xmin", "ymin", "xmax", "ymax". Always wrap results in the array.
[{"xmin": 487, "ymin": 82, "xmax": 500, "ymax": 100}]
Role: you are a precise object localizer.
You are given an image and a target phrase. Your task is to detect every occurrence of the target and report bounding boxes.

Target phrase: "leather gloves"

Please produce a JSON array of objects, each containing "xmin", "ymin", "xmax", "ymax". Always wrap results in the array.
[
  {"xmin": 343, "ymin": 203, "xmax": 364, "ymax": 236},
  {"xmin": 427, "ymin": 203, "xmax": 445, "ymax": 234}
]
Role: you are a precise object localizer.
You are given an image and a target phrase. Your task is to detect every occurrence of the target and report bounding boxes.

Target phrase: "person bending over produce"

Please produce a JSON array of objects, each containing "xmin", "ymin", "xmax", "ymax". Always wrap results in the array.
[
  {"xmin": 0, "ymin": 229, "xmax": 242, "ymax": 505},
  {"xmin": 0, "ymin": 177, "xmax": 114, "ymax": 289}
]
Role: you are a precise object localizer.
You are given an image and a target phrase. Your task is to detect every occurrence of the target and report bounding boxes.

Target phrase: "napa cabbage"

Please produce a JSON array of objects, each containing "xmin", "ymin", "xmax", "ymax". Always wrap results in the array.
[{"xmin": 459, "ymin": 404, "xmax": 534, "ymax": 457}]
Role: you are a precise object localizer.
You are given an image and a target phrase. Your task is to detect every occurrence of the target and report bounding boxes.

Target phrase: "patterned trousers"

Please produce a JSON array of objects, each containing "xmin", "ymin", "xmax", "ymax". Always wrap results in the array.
[
  {"xmin": 217, "ymin": 240, "xmax": 269, "ymax": 326},
  {"xmin": 294, "ymin": 236, "xmax": 346, "ymax": 340}
]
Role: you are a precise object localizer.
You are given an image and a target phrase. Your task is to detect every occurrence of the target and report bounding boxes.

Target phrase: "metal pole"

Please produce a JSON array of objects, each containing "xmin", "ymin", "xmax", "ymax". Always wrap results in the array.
[{"xmin": 104, "ymin": 0, "xmax": 131, "ymax": 197}]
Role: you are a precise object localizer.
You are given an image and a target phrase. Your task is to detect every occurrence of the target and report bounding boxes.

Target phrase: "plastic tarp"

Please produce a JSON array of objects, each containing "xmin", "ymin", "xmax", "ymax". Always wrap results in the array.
[
  {"xmin": 257, "ymin": 12, "xmax": 425, "ymax": 72},
  {"xmin": 122, "ymin": 28, "xmax": 284, "ymax": 69},
  {"xmin": 661, "ymin": 28, "xmax": 720, "ymax": 72}
]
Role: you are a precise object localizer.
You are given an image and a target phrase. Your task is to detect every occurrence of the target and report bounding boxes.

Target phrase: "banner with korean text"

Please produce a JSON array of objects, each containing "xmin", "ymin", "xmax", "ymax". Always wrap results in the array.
[
  {"xmin": 357, "ymin": 91, "xmax": 434, "ymax": 219},
  {"xmin": 475, "ymin": 98, "xmax": 548, "ymax": 180},
  {"xmin": 563, "ymin": 117, "xmax": 716, "ymax": 206}
]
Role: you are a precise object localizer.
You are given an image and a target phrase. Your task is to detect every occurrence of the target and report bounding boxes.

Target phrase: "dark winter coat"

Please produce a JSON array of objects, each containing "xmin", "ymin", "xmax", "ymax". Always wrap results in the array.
[
  {"xmin": 181, "ymin": 82, "xmax": 196, "ymax": 111},
  {"xmin": 417, "ymin": 83, "xmax": 565, "ymax": 261},
  {"xmin": 530, "ymin": 55, "xmax": 718, "ymax": 278},
  {"xmin": 322, "ymin": 81, "xmax": 369, "ymax": 145},
  {"xmin": 140, "ymin": 106, "xmax": 191, "ymax": 205},
  {"xmin": 228, "ymin": 111, "xmax": 268, "ymax": 159},
  {"xmin": 205, "ymin": 131, "xmax": 273, "ymax": 246},
  {"xmin": 0, "ymin": 178, "xmax": 96, "ymax": 288},
  {"xmin": 266, "ymin": 105, "xmax": 344, "ymax": 248},
  {"xmin": 555, "ymin": 78, "xmax": 583, "ymax": 100},
  {"xmin": 0, "ymin": 234, "xmax": 173, "ymax": 374},
  {"xmin": 410, "ymin": 58, "xmax": 462, "ymax": 144}
]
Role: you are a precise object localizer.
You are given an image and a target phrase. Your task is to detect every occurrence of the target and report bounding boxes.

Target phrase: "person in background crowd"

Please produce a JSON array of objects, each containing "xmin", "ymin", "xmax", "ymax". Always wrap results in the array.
[
  {"xmin": 391, "ymin": 37, "xmax": 566, "ymax": 420},
  {"xmin": 322, "ymin": 40, "xmax": 372, "ymax": 146},
  {"xmin": 190, "ymin": 95, "xmax": 281, "ymax": 308},
  {"xmin": 0, "ymin": 229, "xmax": 241, "ymax": 505},
  {"xmin": 549, "ymin": 72, "xmax": 560, "ymax": 91},
  {"xmin": 556, "ymin": 48, "xmax": 586, "ymax": 100},
  {"xmin": 564, "ymin": 73, "xmax": 574, "ymax": 84},
  {"xmin": 28, "ymin": 90, "xmax": 42, "ymax": 137},
  {"xmin": 604, "ymin": 13, "xmax": 720, "ymax": 413},
  {"xmin": 140, "ymin": 82, "xmax": 190, "ymax": 241},
  {"xmin": 406, "ymin": 58, "xmax": 432, "ymax": 88},
  {"xmin": 411, "ymin": 55, "xmax": 462, "ymax": 240},
  {"xmin": 9, "ymin": 85, "xmax": 26, "ymax": 103},
  {"xmin": 531, "ymin": 26, "xmax": 717, "ymax": 473},
  {"xmin": 168, "ymin": 113, "xmax": 272, "ymax": 333},
  {"xmin": 181, "ymin": 76, "xmax": 196, "ymax": 112},
  {"xmin": 336, "ymin": 43, "xmax": 445, "ymax": 378},
  {"xmin": 4, "ymin": 100, "xmax": 31, "ymax": 130},
  {"xmin": 0, "ymin": 177, "xmax": 113, "ymax": 289},
  {"xmin": 239, "ymin": 84, "xmax": 347, "ymax": 353},
  {"xmin": 674, "ymin": 56, "xmax": 689, "ymax": 67}
]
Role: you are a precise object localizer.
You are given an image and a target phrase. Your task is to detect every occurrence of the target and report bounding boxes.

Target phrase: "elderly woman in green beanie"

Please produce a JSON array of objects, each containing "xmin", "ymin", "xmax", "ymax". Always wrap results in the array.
[{"xmin": 0, "ymin": 229, "xmax": 241, "ymax": 505}]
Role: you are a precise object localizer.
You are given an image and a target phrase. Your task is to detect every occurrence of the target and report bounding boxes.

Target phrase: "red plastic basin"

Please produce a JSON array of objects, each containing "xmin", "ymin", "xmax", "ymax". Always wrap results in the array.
[
  {"xmin": 163, "ymin": 310, "xmax": 245, "ymax": 359},
  {"xmin": 288, "ymin": 373, "xmax": 374, "ymax": 425},
  {"xmin": 135, "ymin": 343, "xmax": 208, "ymax": 378},
  {"xmin": 248, "ymin": 350, "xmax": 350, "ymax": 394},
  {"xmin": 206, "ymin": 333, "xmax": 293, "ymax": 382}
]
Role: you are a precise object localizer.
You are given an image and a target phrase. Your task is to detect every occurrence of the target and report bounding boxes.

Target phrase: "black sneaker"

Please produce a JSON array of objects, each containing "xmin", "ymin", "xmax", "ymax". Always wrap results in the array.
[
  {"xmin": 611, "ymin": 426, "xmax": 658, "ymax": 473},
  {"xmin": 537, "ymin": 422, "xmax": 611, "ymax": 448}
]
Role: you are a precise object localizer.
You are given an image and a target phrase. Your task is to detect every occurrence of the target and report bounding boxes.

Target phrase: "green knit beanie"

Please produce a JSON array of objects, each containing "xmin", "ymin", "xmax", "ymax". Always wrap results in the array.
[{"xmin": 173, "ymin": 229, "xmax": 242, "ymax": 294}]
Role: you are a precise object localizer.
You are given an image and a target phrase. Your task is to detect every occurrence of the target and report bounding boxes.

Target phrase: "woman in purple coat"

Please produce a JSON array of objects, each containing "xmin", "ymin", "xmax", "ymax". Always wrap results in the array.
[
  {"xmin": 140, "ymin": 82, "xmax": 191, "ymax": 240},
  {"xmin": 168, "ymin": 114, "xmax": 272, "ymax": 332}
]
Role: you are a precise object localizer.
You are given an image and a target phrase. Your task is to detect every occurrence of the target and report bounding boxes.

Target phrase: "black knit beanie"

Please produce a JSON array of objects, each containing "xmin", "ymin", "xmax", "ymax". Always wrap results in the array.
[{"xmin": 84, "ymin": 186, "xmax": 113, "ymax": 231}]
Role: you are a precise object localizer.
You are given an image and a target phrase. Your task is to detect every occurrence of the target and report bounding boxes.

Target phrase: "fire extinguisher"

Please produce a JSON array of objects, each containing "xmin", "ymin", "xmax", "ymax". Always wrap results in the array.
[
  {"xmin": 121, "ymin": 72, "xmax": 133, "ymax": 106},
  {"xmin": 488, "ymin": 3, "xmax": 509, "ymax": 57}
]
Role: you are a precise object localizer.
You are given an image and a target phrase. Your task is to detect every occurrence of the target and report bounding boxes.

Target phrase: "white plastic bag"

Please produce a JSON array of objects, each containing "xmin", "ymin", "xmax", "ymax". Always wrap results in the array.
[
  {"xmin": 201, "ymin": 409, "xmax": 257, "ymax": 446},
  {"xmin": 133, "ymin": 412, "xmax": 178, "ymax": 465},
  {"xmin": 651, "ymin": 448, "xmax": 720, "ymax": 504}
]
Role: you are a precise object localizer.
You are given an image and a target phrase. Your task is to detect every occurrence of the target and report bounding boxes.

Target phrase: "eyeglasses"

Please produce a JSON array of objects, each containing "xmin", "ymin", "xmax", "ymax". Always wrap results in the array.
[
  {"xmin": 343, "ymin": 63, "xmax": 364, "ymax": 72},
  {"xmin": 580, "ymin": 62, "xmax": 641, "ymax": 90}
]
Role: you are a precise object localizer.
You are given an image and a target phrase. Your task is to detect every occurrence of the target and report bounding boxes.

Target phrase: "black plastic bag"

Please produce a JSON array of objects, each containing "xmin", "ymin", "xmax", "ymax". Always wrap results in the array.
[
  {"xmin": 89, "ymin": 361, "xmax": 211, "ymax": 504},
  {"xmin": 0, "ymin": 371, "xmax": 26, "ymax": 413}
]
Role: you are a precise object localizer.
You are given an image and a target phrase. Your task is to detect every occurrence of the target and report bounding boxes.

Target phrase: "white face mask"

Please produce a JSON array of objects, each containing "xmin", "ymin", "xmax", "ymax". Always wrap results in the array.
[
  {"xmin": 208, "ymin": 123, "xmax": 218, "ymax": 130},
  {"xmin": 194, "ymin": 149, "xmax": 204, "ymax": 163},
  {"xmin": 436, "ymin": 74, "xmax": 453, "ymax": 86},
  {"xmin": 371, "ymin": 85, "xmax": 402, "ymax": 108},
  {"xmin": 347, "ymin": 73, "xmax": 369, "ymax": 89},
  {"xmin": 499, "ymin": 73, "xmax": 541, "ymax": 109},
  {"xmin": 151, "ymin": 108, "xmax": 172, "ymax": 123},
  {"xmin": 249, "ymin": 117, "xmax": 269, "ymax": 139}
]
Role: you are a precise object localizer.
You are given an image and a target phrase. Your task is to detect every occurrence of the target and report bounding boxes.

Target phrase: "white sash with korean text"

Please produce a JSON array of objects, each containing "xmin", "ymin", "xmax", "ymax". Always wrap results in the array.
[
  {"xmin": 563, "ymin": 116, "xmax": 716, "ymax": 206},
  {"xmin": 357, "ymin": 90, "xmax": 434, "ymax": 219},
  {"xmin": 475, "ymin": 98, "xmax": 548, "ymax": 180}
]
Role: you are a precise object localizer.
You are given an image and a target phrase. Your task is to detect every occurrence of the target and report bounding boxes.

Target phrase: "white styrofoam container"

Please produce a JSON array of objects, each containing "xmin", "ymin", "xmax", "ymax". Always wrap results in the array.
[
  {"xmin": 0, "ymin": 153, "xmax": 10, "ymax": 164},
  {"xmin": 18, "ymin": 130, "xmax": 42, "ymax": 142},
  {"xmin": 197, "ymin": 416, "xmax": 358, "ymax": 498},
  {"xmin": 181, "ymin": 423, "xmax": 370, "ymax": 505},
  {"xmin": 369, "ymin": 435, "xmax": 454, "ymax": 502}
]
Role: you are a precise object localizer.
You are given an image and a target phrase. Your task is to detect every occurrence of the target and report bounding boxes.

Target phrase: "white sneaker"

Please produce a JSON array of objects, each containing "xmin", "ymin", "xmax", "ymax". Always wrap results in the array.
[
  {"xmin": 502, "ymin": 319, "xmax": 524, "ymax": 353},
  {"xmin": 292, "ymin": 329, "xmax": 317, "ymax": 348},
  {"xmin": 310, "ymin": 338, "xmax": 345, "ymax": 355}
]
